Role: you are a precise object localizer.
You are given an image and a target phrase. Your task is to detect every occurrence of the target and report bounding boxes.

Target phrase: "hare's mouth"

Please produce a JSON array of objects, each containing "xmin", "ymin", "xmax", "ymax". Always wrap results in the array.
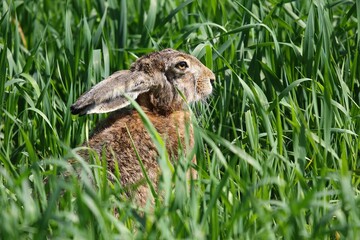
[{"xmin": 196, "ymin": 78, "xmax": 213, "ymax": 100}]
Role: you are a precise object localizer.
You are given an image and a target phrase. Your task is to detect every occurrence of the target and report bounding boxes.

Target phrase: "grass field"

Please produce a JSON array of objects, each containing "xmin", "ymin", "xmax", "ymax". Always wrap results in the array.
[{"xmin": 1, "ymin": 0, "xmax": 360, "ymax": 239}]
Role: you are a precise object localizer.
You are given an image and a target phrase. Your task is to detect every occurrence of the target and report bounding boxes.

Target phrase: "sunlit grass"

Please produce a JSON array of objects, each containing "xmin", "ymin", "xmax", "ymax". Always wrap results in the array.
[{"xmin": 1, "ymin": 0, "xmax": 360, "ymax": 239}]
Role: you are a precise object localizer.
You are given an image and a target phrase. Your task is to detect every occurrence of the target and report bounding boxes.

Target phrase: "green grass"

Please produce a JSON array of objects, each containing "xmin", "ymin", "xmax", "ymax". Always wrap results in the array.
[{"xmin": 1, "ymin": 0, "xmax": 360, "ymax": 239}]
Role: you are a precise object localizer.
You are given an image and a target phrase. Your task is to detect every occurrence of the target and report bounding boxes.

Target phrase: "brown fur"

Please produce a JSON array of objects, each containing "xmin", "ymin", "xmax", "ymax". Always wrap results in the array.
[
  {"xmin": 85, "ymin": 109, "xmax": 192, "ymax": 205},
  {"xmin": 71, "ymin": 49, "xmax": 215, "ymax": 205}
]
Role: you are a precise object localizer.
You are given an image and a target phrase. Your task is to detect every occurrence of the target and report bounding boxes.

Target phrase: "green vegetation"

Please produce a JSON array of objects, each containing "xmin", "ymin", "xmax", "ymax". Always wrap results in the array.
[{"xmin": 1, "ymin": 0, "xmax": 359, "ymax": 239}]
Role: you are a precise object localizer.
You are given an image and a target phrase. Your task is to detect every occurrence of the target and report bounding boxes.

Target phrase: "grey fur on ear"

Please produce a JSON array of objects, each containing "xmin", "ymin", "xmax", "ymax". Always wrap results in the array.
[{"xmin": 71, "ymin": 70, "xmax": 156, "ymax": 115}]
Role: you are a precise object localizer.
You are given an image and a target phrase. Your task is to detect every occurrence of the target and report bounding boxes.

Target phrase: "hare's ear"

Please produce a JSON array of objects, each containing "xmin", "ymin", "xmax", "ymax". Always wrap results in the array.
[{"xmin": 71, "ymin": 70, "xmax": 155, "ymax": 115}]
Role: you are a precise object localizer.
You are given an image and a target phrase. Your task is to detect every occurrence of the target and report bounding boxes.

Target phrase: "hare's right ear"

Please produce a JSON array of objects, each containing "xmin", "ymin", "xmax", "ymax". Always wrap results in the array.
[{"xmin": 71, "ymin": 70, "xmax": 155, "ymax": 115}]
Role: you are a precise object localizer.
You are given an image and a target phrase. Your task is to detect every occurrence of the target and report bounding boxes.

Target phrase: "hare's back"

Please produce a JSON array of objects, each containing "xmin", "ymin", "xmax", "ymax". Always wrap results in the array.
[{"xmin": 87, "ymin": 110, "xmax": 192, "ymax": 184}]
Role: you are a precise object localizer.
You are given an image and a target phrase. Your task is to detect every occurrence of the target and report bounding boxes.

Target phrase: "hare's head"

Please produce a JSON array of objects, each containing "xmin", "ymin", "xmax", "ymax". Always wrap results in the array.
[{"xmin": 71, "ymin": 49, "xmax": 215, "ymax": 115}]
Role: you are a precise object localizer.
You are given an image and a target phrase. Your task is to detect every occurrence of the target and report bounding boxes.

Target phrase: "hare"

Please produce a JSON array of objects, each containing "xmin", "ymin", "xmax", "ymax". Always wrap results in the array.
[{"xmin": 71, "ymin": 48, "xmax": 215, "ymax": 205}]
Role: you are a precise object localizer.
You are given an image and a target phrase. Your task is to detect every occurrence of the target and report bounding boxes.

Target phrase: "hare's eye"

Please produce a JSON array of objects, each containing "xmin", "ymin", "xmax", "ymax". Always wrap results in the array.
[{"xmin": 175, "ymin": 61, "xmax": 189, "ymax": 70}]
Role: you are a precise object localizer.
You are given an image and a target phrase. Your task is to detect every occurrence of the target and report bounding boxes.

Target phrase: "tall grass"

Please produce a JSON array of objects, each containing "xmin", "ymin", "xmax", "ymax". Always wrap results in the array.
[{"xmin": 1, "ymin": 0, "xmax": 359, "ymax": 239}]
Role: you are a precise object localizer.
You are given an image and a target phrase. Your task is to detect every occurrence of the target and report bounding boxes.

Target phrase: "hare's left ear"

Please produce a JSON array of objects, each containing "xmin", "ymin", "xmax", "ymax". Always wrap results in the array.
[{"xmin": 71, "ymin": 70, "xmax": 155, "ymax": 115}]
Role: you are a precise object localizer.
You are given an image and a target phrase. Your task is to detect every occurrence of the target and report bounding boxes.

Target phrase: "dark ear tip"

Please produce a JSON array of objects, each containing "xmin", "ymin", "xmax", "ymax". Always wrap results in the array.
[
  {"xmin": 70, "ymin": 103, "xmax": 90, "ymax": 116},
  {"xmin": 70, "ymin": 104, "xmax": 80, "ymax": 115}
]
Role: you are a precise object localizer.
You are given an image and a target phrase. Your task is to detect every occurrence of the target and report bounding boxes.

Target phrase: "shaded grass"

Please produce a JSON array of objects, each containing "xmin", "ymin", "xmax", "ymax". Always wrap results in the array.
[{"xmin": 1, "ymin": 0, "xmax": 360, "ymax": 239}]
